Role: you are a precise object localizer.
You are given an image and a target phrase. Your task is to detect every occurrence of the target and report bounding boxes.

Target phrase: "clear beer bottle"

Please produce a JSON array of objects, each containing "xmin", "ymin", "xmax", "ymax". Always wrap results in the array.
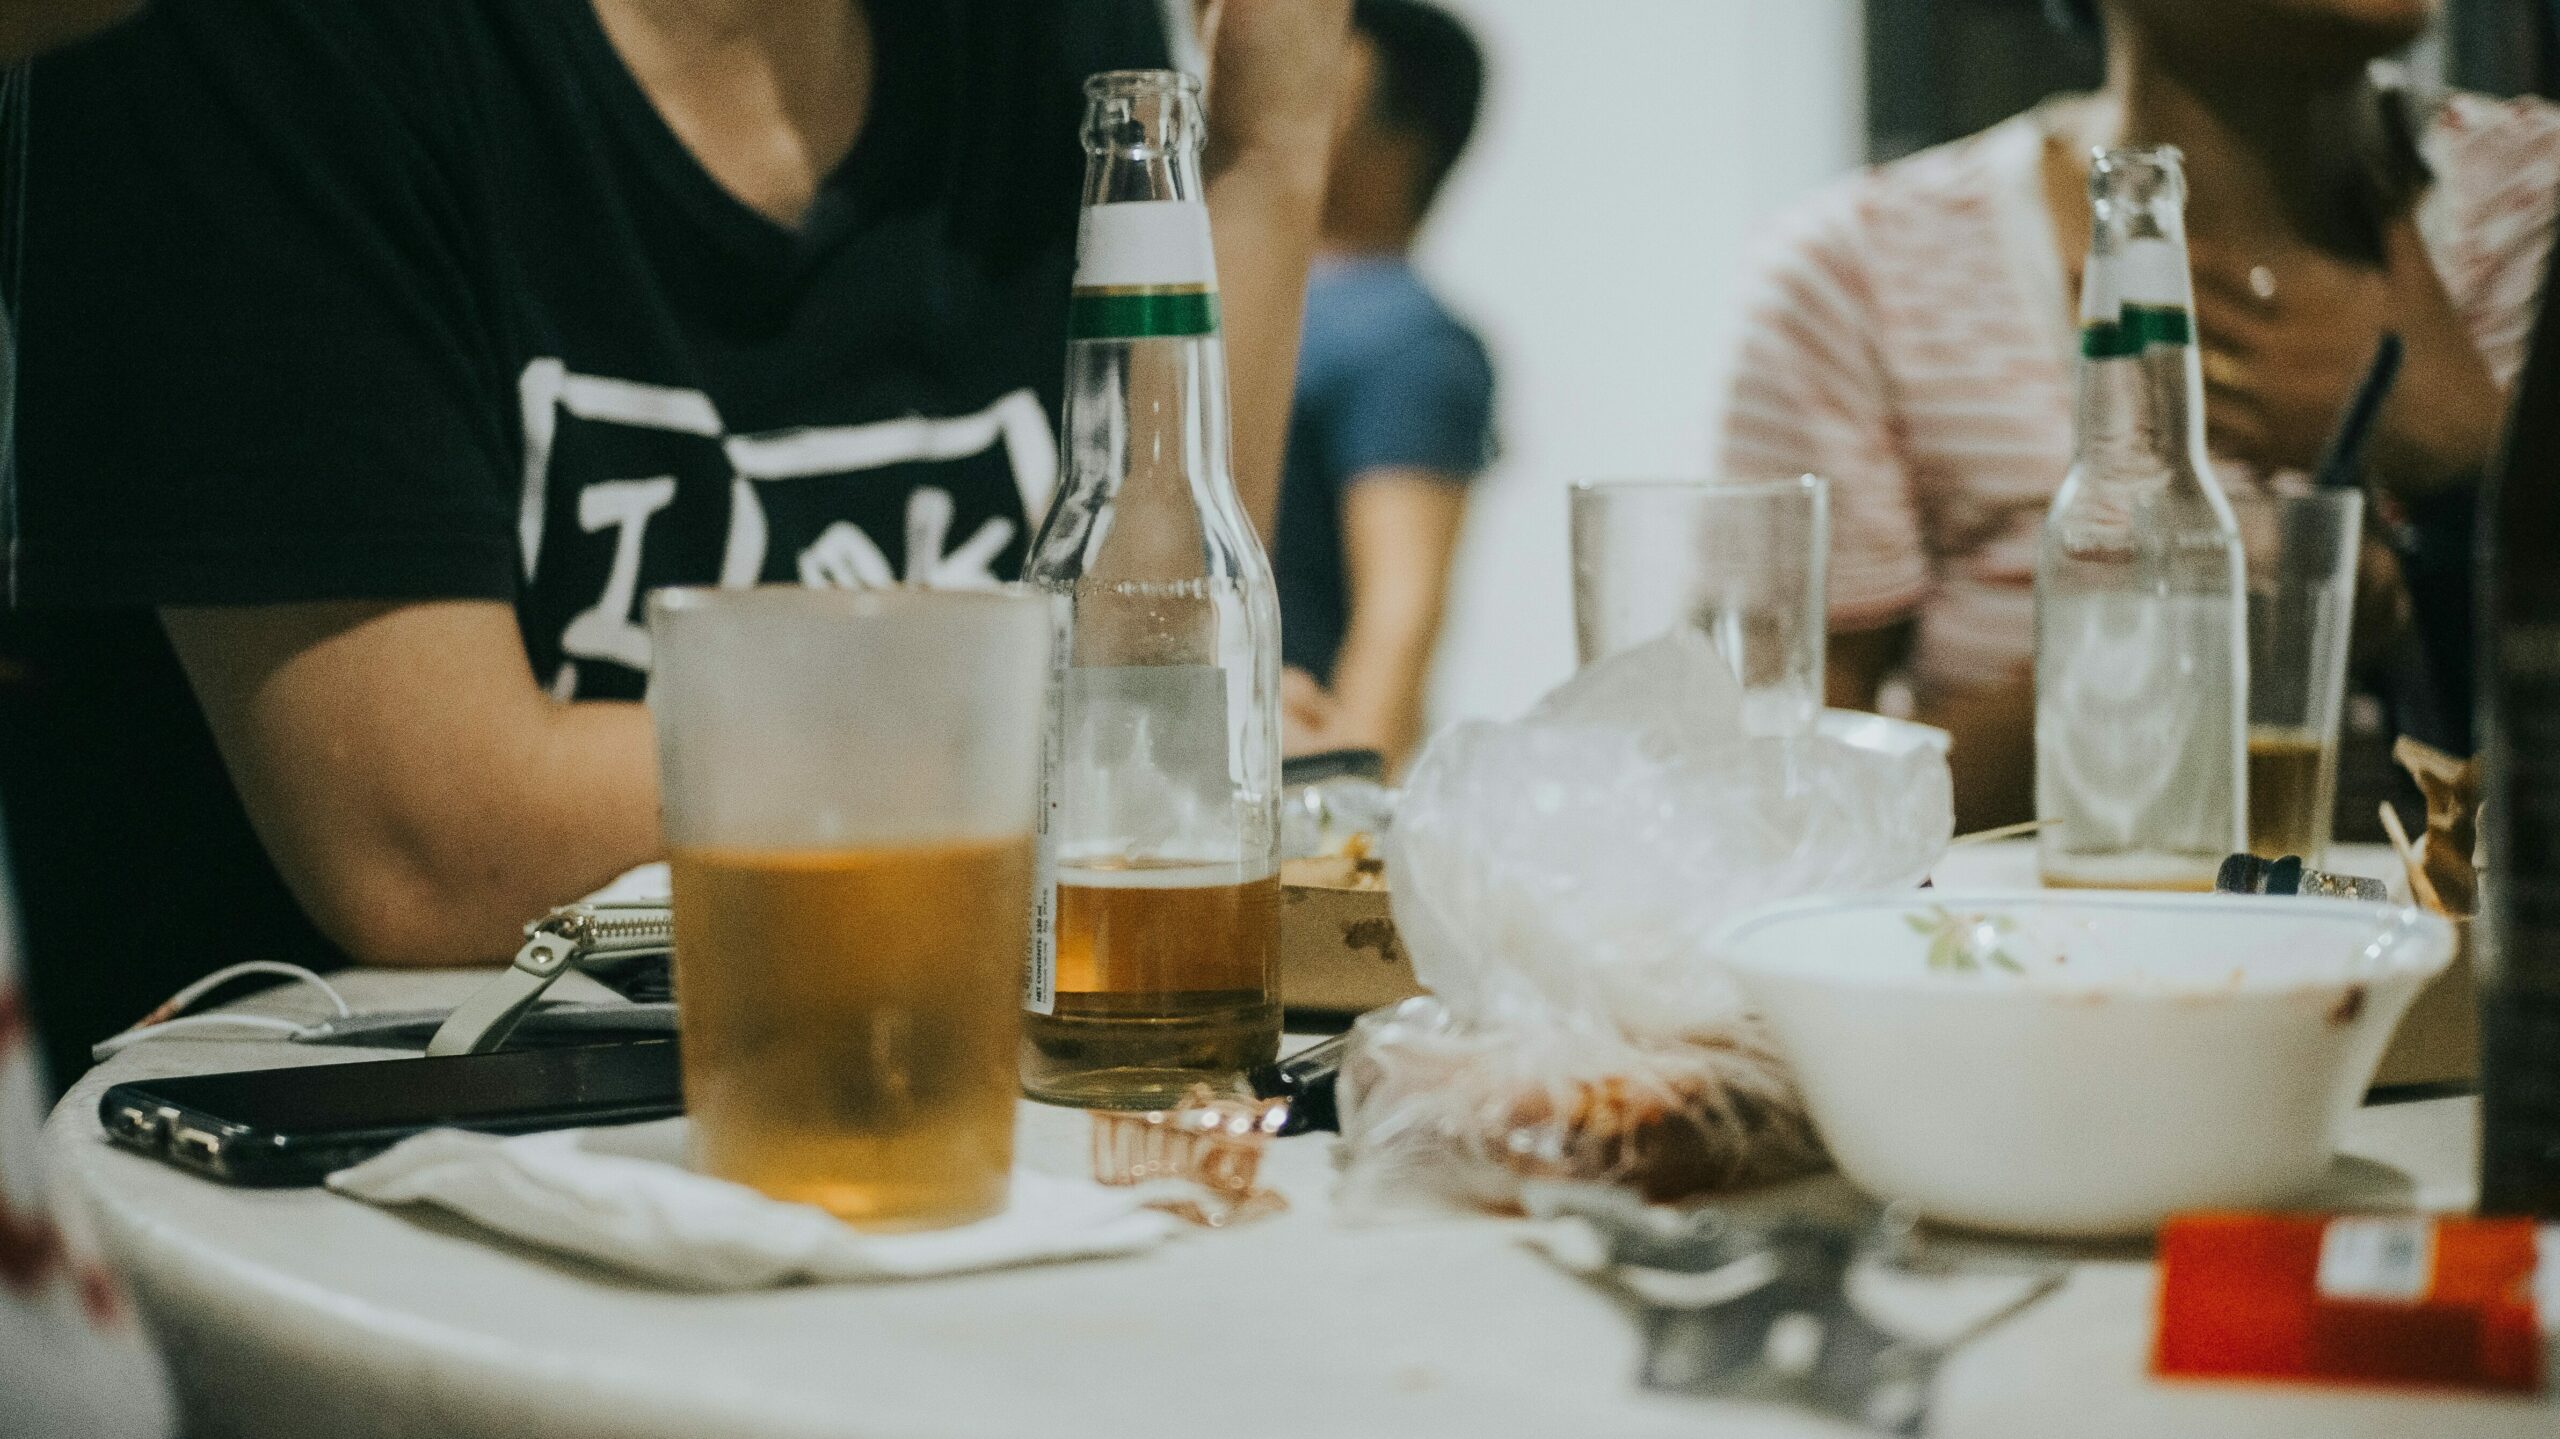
[
  {"xmin": 2036, "ymin": 146, "xmax": 2249, "ymax": 891},
  {"xmin": 1020, "ymin": 70, "xmax": 1282, "ymax": 1108}
]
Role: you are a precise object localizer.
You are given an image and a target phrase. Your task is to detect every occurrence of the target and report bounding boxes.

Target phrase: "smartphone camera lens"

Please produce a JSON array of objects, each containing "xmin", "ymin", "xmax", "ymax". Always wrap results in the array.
[
  {"xmin": 107, "ymin": 1104, "xmax": 166, "ymax": 1147},
  {"xmin": 171, "ymin": 1126, "xmax": 225, "ymax": 1176}
]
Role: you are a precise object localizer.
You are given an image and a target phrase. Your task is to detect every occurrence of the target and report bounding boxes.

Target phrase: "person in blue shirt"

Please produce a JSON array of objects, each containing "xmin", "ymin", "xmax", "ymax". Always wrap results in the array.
[{"xmin": 1277, "ymin": 0, "xmax": 1493, "ymax": 769}]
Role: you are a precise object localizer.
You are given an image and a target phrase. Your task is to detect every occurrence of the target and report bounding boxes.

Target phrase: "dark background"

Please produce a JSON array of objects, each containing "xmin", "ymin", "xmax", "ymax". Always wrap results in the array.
[{"xmin": 1866, "ymin": 0, "xmax": 2560, "ymax": 163}]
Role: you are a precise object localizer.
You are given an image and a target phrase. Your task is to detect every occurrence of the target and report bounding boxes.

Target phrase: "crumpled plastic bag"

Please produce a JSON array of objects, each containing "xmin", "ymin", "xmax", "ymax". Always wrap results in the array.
[{"xmin": 1335, "ymin": 629, "xmax": 1954, "ymax": 1216}]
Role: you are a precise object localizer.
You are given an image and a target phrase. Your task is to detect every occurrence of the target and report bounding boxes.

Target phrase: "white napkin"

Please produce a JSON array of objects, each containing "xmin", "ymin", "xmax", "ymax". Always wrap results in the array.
[
  {"xmin": 327, "ymin": 1118, "xmax": 1180, "ymax": 1290},
  {"xmin": 584, "ymin": 862, "xmax": 671, "ymax": 906}
]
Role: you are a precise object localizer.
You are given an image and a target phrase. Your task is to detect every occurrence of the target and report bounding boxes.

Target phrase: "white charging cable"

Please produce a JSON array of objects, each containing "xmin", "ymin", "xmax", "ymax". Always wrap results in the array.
[{"xmin": 90, "ymin": 961, "xmax": 354, "ymax": 1061}]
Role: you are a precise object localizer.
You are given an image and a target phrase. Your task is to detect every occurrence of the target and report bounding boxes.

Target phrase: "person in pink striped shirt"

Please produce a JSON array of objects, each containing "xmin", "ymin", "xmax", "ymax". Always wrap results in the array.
[{"xmin": 1720, "ymin": 0, "xmax": 2560, "ymax": 829}]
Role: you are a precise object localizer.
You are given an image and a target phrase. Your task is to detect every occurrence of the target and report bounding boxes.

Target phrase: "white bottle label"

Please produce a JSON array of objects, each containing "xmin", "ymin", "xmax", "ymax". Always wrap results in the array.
[
  {"xmin": 1070, "ymin": 200, "xmax": 1219, "ymax": 340},
  {"xmin": 1027, "ymin": 712, "xmax": 1060, "ymax": 1016},
  {"xmin": 1074, "ymin": 199, "xmax": 1217, "ymax": 288},
  {"xmin": 2116, "ymin": 236, "xmax": 2190, "ymax": 309}
]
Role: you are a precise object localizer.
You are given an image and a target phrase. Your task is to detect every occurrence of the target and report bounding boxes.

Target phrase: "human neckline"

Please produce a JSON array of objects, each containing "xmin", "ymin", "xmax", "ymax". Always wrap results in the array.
[{"xmin": 566, "ymin": 0, "xmax": 937, "ymax": 265}]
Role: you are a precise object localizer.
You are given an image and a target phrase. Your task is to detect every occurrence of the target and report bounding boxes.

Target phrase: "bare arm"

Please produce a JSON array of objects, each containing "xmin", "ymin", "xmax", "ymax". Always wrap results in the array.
[
  {"xmin": 1325, "ymin": 471, "xmax": 1468, "ymax": 768},
  {"xmin": 161, "ymin": 601, "xmax": 662, "ymax": 968},
  {"xmin": 1198, "ymin": 0, "xmax": 1350, "ymax": 541}
]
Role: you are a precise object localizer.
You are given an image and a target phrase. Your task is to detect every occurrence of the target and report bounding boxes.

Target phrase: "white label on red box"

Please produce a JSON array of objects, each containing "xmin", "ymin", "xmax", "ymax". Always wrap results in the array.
[{"xmin": 2316, "ymin": 1217, "xmax": 2436, "ymax": 1303}]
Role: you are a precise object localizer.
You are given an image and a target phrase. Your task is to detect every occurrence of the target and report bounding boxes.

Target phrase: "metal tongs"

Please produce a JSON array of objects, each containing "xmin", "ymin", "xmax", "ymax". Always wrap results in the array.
[{"xmin": 425, "ymin": 901, "xmax": 675, "ymax": 1056}]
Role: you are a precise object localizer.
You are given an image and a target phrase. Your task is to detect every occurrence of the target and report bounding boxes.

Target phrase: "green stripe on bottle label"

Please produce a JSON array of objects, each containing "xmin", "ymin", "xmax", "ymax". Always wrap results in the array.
[
  {"xmin": 2081, "ymin": 304, "xmax": 2193, "ymax": 358},
  {"xmin": 1069, "ymin": 288, "xmax": 1220, "ymax": 340}
]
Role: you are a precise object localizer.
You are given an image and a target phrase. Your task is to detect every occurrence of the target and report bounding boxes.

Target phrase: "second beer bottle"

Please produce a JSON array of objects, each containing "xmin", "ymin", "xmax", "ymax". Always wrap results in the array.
[
  {"xmin": 1020, "ymin": 70, "xmax": 1283, "ymax": 1108},
  {"xmin": 2035, "ymin": 146, "xmax": 2248, "ymax": 891}
]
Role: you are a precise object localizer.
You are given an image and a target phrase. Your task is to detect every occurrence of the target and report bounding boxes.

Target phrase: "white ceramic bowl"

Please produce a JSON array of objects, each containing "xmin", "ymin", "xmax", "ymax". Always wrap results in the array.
[{"xmin": 1715, "ymin": 891, "xmax": 2456, "ymax": 1238}]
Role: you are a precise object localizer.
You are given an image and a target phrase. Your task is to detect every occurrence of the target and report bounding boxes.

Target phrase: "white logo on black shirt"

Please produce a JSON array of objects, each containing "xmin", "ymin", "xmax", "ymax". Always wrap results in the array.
[{"xmin": 514, "ymin": 359, "xmax": 1055, "ymax": 696}]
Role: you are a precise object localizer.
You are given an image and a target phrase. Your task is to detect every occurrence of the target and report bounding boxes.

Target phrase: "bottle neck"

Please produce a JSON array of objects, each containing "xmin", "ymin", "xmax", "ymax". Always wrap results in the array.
[
  {"xmin": 1081, "ymin": 105, "xmax": 1207, "ymax": 206},
  {"xmin": 1072, "ymin": 76, "xmax": 1218, "ymax": 344},
  {"xmin": 1069, "ymin": 201, "xmax": 1220, "ymax": 342},
  {"xmin": 1041, "ymin": 75, "xmax": 1252, "ymax": 589},
  {"xmin": 2073, "ymin": 234, "xmax": 2211, "ymax": 477}
]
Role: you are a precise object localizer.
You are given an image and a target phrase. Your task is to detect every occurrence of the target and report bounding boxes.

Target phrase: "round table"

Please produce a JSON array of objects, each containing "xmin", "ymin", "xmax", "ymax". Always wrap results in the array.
[{"xmin": 46, "ymin": 847, "xmax": 2555, "ymax": 1439}]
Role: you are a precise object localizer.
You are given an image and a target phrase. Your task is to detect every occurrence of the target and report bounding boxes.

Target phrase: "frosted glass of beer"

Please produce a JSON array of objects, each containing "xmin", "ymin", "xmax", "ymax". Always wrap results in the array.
[
  {"xmin": 648, "ymin": 587, "xmax": 1053, "ymax": 1231},
  {"xmin": 2233, "ymin": 490, "xmax": 2362, "ymax": 865}
]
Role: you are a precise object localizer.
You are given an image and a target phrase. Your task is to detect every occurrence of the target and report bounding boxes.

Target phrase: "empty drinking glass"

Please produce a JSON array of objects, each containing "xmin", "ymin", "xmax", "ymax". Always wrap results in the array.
[{"xmin": 1570, "ymin": 476, "xmax": 1829, "ymax": 736}]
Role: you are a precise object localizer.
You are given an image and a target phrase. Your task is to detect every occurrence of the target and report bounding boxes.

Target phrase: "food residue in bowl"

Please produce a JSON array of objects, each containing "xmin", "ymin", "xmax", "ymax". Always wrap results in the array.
[
  {"xmin": 1908, "ymin": 907, "xmax": 2029, "ymax": 975},
  {"xmin": 1869, "ymin": 905, "xmax": 2421, "ymax": 1003}
]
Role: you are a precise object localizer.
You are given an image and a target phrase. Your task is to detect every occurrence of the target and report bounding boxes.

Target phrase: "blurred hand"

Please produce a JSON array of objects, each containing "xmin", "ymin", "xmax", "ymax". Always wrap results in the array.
[
  {"xmin": 1281, "ymin": 665, "xmax": 1351, "ymax": 756},
  {"xmin": 2193, "ymin": 216, "xmax": 2505, "ymax": 497}
]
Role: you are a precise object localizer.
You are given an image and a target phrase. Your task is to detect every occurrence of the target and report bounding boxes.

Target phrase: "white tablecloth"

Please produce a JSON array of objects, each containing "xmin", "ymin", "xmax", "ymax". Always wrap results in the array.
[{"xmin": 45, "ymin": 845, "xmax": 2550, "ymax": 1439}]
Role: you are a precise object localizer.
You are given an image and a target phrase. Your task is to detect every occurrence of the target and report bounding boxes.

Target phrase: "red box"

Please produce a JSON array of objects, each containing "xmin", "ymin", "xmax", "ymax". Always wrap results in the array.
[{"xmin": 2155, "ymin": 1213, "xmax": 2544, "ymax": 1393}]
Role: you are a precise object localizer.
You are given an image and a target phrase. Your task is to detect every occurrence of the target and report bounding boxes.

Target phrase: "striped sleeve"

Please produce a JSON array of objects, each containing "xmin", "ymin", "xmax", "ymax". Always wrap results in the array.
[
  {"xmin": 2446, "ymin": 96, "xmax": 2560, "ymax": 386},
  {"xmin": 1718, "ymin": 191, "xmax": 1929, "ymax": 632}
]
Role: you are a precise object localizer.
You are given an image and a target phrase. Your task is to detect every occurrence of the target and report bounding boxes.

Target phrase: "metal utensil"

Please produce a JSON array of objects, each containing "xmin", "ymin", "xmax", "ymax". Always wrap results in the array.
[{"xmin": 1528, "ymin": 1187, "xmax": 2065, "ymax": 1435}]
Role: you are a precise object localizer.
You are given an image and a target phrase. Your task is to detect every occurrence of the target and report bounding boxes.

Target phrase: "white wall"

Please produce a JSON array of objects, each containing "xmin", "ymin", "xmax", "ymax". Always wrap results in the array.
[{"xmin": 1418, "ymin": 0, "xmax": 1866, "ymax": 724}]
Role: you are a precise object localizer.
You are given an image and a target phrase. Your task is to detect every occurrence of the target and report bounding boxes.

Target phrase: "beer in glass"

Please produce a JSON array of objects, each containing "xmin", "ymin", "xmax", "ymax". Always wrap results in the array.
[
  {"xmin": 2233, "ymin": 490, "xmax": 2361, "ymax": 863},
  {"xmin": 649, "ymin": 587, "xmax": 1052, "ymax": 1229}
]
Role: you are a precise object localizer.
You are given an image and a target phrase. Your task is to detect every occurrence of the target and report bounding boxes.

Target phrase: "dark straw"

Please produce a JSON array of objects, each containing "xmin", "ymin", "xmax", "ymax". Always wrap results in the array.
[{"xmin": 2311, "ymin": 332, "xmax": 2404, "ymax": 490}]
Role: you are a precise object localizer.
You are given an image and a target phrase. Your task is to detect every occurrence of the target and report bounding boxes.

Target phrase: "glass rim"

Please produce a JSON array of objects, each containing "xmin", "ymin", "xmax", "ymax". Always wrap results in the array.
[
  {"xmin": 1570, "ymin": 475, "xmax": 1823, "ymax": 500},
  {"xmin": 2092, "ymin": 143, "xmax": 2185, "ymax": 172},
  {"xmin": 647, "ymin": 583, "xmax": 1048, "ymax": 622},
  {"xmin": 2226, "ymin": 486, "xmax": 2366, "ymax": 516},
  {"xmin": 1085, "ymin": 68, "xmax": 1202, "ymax": 99}
]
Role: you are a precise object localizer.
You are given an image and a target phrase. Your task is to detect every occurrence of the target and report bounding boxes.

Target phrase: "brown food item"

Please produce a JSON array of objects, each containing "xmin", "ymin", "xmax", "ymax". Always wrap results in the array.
[
  {"xmin": 1338, "ymin": 1007, "xmax": 1828, "ymax": 1213},
  {"xmin": 1279, "ymin": 838, "xmax": 1387, "ymax": 892},
  {"xmin": 2395, "ymin": 737, "xmax": 2479, "ymax": 916},
  {"xmin": 1492, "ymin": 1028, "xmax": 1827, "ymax": 1204}
]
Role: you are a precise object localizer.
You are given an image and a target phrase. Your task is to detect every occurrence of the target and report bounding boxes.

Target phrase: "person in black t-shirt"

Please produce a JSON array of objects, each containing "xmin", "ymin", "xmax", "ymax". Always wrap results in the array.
[{"xmin": 0, "ymin": 0, "xmax": 1348, "ymax": 1088}]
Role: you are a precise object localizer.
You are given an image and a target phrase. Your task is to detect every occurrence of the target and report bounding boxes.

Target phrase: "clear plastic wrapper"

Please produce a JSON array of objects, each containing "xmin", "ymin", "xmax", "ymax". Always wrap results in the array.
[{"xmin": 1336, "ymin": 630, "xmax": 1953, "ymax": 1215}]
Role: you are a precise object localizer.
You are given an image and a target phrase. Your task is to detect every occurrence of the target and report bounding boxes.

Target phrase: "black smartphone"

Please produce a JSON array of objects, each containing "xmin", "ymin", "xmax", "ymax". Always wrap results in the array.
[{"xmin": 99, "ymin": 1040, "xmax": 684, "ymax": 1187}]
